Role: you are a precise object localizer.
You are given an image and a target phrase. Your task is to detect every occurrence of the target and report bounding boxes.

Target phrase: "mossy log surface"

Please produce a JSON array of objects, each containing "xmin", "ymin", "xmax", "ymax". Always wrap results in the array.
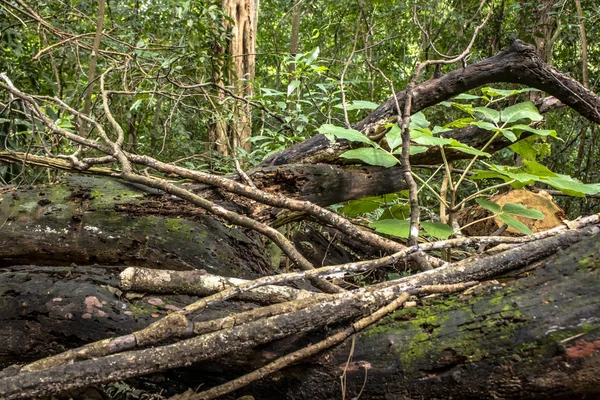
[
  {"xmin": 247, "ymin": 234, "xmax": 600, "ymax": 400},
  {"xmin": 0, "ymin": 175, "xmax": 271, "ymax": 277}
]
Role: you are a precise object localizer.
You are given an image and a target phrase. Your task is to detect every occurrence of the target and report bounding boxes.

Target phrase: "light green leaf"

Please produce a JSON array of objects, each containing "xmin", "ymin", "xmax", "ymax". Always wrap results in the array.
[
  {"xmin": 369, "ymin": 219, "xmax": 411, "ymax": 238},
  {"xmin": 379, "ymin": 204, "xmax": 410, "ymax": 220},
  {"xmin": 340, "ymin": 148, "xmax": 398, "ymax": 167},
  {"xmin": 412, "ymin": 134, "xmax": 453, "ymax": 147},
  {"xmin": 481, "ymin": 87, "xmax": 521, "ymax": 97},
  {"xmin": 410, "ymin": 112, "xmax": 430, "ymax": 129},
  {"xmin": 539, "ymin": 174, "xmax": 600, "ymax": 197},
  {"xmin": 500, "ymin": 101, "xmax": 543, "ymax": 124},
  {"xmin": 510, "ymin": 124, "xmax": 557, "ymax": 137},
  {"xmin": 502, "ymin": 203, "xmax": 544, "ymax": 219},
  {"xmin": 305, "ymin": 46, "xmax": 320, "ymax": 64},
  {"xmin": 522, "ymin": 160, "xmax": 556, "ymax": 177},
  {"xmin": 318, "ymin": 124, "xmax": 375, "ymax": 145},
  {"xmin": 472, "ymin": 107, "xmax": 500, "ymax": 122},
  {"xmin": 454, "ymin": 93, "xmax": 482, "ymax": 100},
  {"xmin": 386, "ymin": 125, "xmax": 402, "ymax": 151},
  {"xmin": 287, "ymin": 80, "xmax": 301, "ymax": 96},
  {"xmin": 510, "ymin": 140, "xmax": 537, "ymax": 161},
  {"xmin": 476, "ymin": 198, "xmax": 502, "ymax": 213},
  {"xmin": 335, "ymin": 100, "xmax": 379, "ymax": 110},
  {"xmin": 501, "ymin": 129, "xmax": 518, "ymax": 142},
  {"xmin": 421, "ymin": 222, "xmax": 454, "ymax": 239},
  {"xmin": 499, "ymin": 214, "xmax": 533, "ymax": 235},
  {"xmin": 444, "ymin": 117, "xmax": 476, "ymax": 129},
  {"xmin": 409, "ymin": 146, "xmax": 429, "ymax": 155},
  {"xmin": 470, "ymin": 121, "xmax": 498, "ymax": 131},
  {"xmin": 342, "ymin": 199, "xmax": 381, "ymax": 217},
  {"xmin": 447, "ymin": 142, "xmax": 491, "ymax": 157}
]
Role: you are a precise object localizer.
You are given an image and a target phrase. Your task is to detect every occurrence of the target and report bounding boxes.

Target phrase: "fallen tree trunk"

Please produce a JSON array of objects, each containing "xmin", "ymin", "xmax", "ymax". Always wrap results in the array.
[{"xmin": 0, "ymin": 231, "xmax": 597, "ymax": 399}]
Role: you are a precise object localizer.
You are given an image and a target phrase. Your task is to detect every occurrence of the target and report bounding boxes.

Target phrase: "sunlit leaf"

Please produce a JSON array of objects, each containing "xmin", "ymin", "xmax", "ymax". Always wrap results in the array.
[
  {"xmin": 318, "ymin": 124, "xmax": 375, "ymax": 145},
  {"xmin": 500, "ymin": 101, "xmax": 543, "ymax": 124},
  {"xmin": 340, "ymin": 148, "xmax": 398, "ymax": 167},
  {"xmin": 369, "ymin": 219, "xmax": 411, "ymax": 238},
  {"xmin": 421, "ymin": 222, "xmax": 454, "ymax": 239},
  {"xmin": 342, "ymin": 199, "xmax": 381, "ymax": 217},
  {"xmin": 502, "ymin": 203, "xmax": 544, "ymax": 219},
  {"xmin": 476, "ymin": 198, "xmax": 502, "ymax": 213},
  {"xmin": 499, "ymin": 214, "xmax": 533, "ymax": 235},
  {"xmin": 386, "ymin": 125, "xmax": 402, "ymax": 151}
]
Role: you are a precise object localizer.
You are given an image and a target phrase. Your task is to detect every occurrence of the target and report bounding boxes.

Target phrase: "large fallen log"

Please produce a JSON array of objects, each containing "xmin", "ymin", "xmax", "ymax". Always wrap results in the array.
[{"xmin": 0, "ymin": 231, "xmax": 597, "ymax": 399}]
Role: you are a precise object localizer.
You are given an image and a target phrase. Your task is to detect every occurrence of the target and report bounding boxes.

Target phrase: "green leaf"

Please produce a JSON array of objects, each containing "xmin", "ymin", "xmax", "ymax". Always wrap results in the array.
[
  {"xmin": 499, "ymin": 214, "xmax": 533, "ymax": 235},
  {"xmin": 386, "ymin": 125, "xmax": 402, "ymax": 151},
  {"xmin": 369, "ymin": 219, "xmax": 411, "ymax": 238},
  {"xmin": 448, "ymin": 141, "xmax": 491, "ymax": 157},
  {"xmin": 379, "ymin": 204, "xmax": 410, "ymax": 220},
  {"xmin": 287, "ymin": 80, "xmax": 301, "ymax": 96},
  {"xmin": 305, "ymin": 46, "xmax": 320, "ymax": 64},
  {"xmin": 522, "ymin": 160, "xmax": 556, "ymax": 177},
  {"xmin": 341, "ymin": 199, "xmax": 381, "ymax": 217},
  {"xmin": 476, "ymin": 198, "xmax": 502, "ymax": 213},
  {"xmin": 500, "ymin": 102, "xmax": 543, "ymax": 124},
  {"xmin": 470, "ymin": 121, "xmax": 498, "ymax": 131},
  {"xmin": 444, "ymin": 117, "xmax": 476, "ymax": 129},
  {"xmin": 510, "ymin": 140, "xmax": 538, "ymax": 161},
  {"xmin": 510, "ymin": 124, "xmax": 557, "ymax": 138},
  {"xmin": 539, "ymin": 174, "xmax": 600, "ymax": 197},
  {"xmin": 501, "ymin": 129, "xmax": 518, "ymax": 142},
  {"xmin": 409, "ymin": 112, "xmax": 430, "ymax": 129},
  {"xmin": 454, "ymin": 93, "xmax": 482, "ymax": 100},
  {"xmin": 318, "ymin": 124, "xmax": 375, "ymax": 145},
  {"xmin": 421, "ymin": 222, "xmax": 454, "ymax": 239},
  {"xmin": 502, "ymin": 203, "xmax": 544, "ymax": 220},
  {"xmin": 411, "ymin": 133, "xmax": 453, "ymax": 147},
  {"xmin": 335, "ymin": 100, "xmax": 379, "ymax": 110},
  {"xmin": 340, "ymin": 148, "xmax": 398, "ymax": 167},
  {"xmin": 481, "ymin": 87, "xmax": 521, "ymax": 97},
  {"xmin": 472, "ymin": 107, "xmax": 500, "ymax": 122},
  {"xmin": 409, "ymin": 146, "xmax": 429, "ymax": 155}
]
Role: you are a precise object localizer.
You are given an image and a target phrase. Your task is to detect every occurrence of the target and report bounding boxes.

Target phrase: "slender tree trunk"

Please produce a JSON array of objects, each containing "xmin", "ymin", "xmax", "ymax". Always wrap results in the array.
[
  {"xmin": 210, "ymin": 0, "xmax": 257, "ymax": 155},
  {"xmin": 573, "ymin": 0, "xmax": 589, "ymax": 180},
  {"xmin": 80, "ymin": 0, "xmax": 106, "ymax": 136}
]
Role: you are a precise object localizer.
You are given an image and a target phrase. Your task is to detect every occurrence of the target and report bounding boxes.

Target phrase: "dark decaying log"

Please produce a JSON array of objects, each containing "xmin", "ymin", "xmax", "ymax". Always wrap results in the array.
[
  {"xmin": 0, "ymin": 175, "xmax": 271, "ymax": 276},
  {"xmin": 0, "ymin": 232, "xmax": 597, "ymax": 399}
]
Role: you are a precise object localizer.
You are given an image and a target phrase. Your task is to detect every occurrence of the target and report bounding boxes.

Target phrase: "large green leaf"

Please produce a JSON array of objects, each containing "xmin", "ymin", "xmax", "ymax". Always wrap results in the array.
[
  {"xmin": 470, "ymin": 121, "xmax": 498, "ymax": 131},
  {"xmin": 453, "ymin": 93, "xmax": 482, "ymax": 100},
  {"xmin": 499, "ymin": 214, "xmax": 533, "ymax": 235},
  {"xmin": 410, "ymin": 112, "xmax": 430, "ymax": 129},
  {"xmin": 476, "ymin": 198, "xmax": 502, "ymax": 213},
  {"xmin": 287, "ymin": 80, "xmax": 301, "ymax": 96},
  {"xmin": 500, "ymin": 101, "xmax": 543, "ymax": 124},
  {"xmin": 379, "ymin": 204, "xmax": 410, "ymax": 220},
  {"xmin": 539, "ymin": 174, "xmax": 600, "ymax": 197},
  {"xmin": 386, "ymin": 125, "xmax": 402, "ymax": 151},
  {"xmin": 334, "ymin": 100, "xmax": 379, "ymax": 110},
  {"xmin": 411, "ymin": 133, "xmax": 453, "ymax": 147},
  {"xmin": 318, "ymin": 124, "xmax": 375, "ymax": 145},
  {"xmin": 448, "ymin": 141, "xmax": 491, "ymax": 157},
  {"xmin": 510, "ymin": 124, "xmax": 557, "ymax": 138},
  {"xmin": 342, "ymin": 199, "xmax": 381, "ymax": 217},
  {"xmin": 472, "ymin": 107, "xmax": 500, "ymax": 123},
  {"xmin": 340, "ymin": 148, "xmax": 398, "ymax": 167},
  {"xmin": 369, "ymin": 219, "xmax": 411, "ymax": 238},
  {"xmin": 502, "ymin": 203, "xmax": 544, "ymax": 220},
  {"xmin": 421, "ymin": 222, "xmax": 454, "ymax": 239}
]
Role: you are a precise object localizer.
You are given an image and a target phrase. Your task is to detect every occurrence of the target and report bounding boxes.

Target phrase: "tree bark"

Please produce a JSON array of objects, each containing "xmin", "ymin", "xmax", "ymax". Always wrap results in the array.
[{"xmin": 0, "ymin": 230, "xmax": 597, "ymax": 399}]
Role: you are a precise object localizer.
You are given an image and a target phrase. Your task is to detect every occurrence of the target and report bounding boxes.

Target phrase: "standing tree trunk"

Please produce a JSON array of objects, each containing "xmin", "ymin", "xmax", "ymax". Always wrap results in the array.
[{"xmin": 210, "ymin": 0, "xmax": 257, "ymax": 155}]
